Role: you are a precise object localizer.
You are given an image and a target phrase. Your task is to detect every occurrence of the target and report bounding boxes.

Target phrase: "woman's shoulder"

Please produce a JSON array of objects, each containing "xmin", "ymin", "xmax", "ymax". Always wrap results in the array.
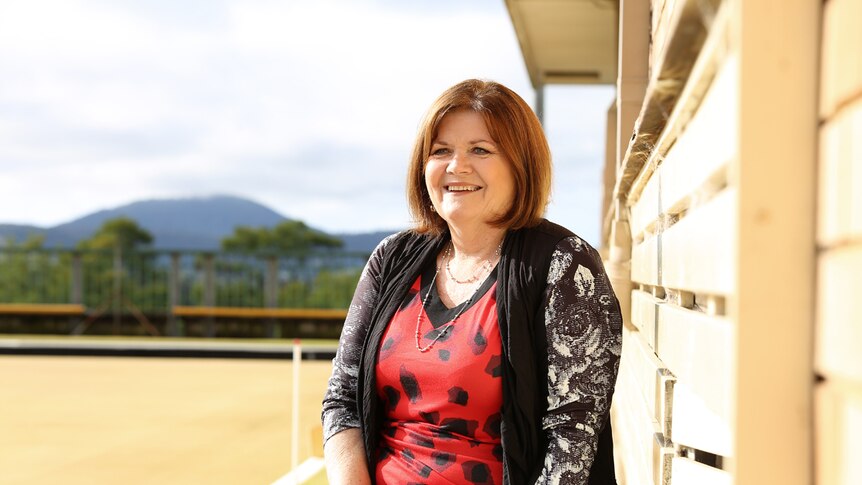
[
  {"xmin": 366, "ymin": 229, "xmax": 440, "ymax": 267},
  {"xmin": 371, "ymin": 229, "xmax": 434, "ymax": 253},
  {"xmin": 523, "ymin": 220, "xmax": 605, "ymax": 273},
  {"xmin": 370, "ymin": 231, "xmax": 405, "ymax": 252},
  {"xmin": 519, "ymin": 220, "xmax": 597, "ymax": 255}
]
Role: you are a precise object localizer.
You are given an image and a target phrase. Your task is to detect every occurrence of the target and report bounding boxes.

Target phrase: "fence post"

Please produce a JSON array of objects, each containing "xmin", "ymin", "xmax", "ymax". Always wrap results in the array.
[
  {"xmin": 265, "ymin": 256, "xmax": 278, "ymax": 338},
  {"xmin": 70, "ymin": 252, "xmax": 83, "ymax": 333},
  {"xmin": 203, "ymin": 253, "xmax": 215, "ymax": 338},
  {"xmin": 168, "ymin": 252, "xmax": 180, "ymax": 337},
  {"xmin": 71, "ymin": 252, "xmax": 83, "ymax": 304},
  {"xmin": 113, "ymin": 246, "xmax": 122, "ymax": 335}
]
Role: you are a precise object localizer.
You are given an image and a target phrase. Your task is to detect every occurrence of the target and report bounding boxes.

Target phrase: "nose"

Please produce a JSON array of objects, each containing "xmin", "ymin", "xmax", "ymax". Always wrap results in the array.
[{"xmin": 446, "ymin": 150, "xmax": 472, "ymax": 174}]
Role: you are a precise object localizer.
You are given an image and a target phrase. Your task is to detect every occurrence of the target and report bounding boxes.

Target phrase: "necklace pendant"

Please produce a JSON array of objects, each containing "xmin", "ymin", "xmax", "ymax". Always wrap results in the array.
[{"xmin": 415, "ymin": 240, "xmax": 500, "ymax": 353}]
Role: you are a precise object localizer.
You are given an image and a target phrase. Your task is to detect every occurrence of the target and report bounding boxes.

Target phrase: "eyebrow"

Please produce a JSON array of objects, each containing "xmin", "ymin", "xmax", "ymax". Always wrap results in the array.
[{"xmin": 431, "ymin": 139, "xmax": 496, "ymax": 146}]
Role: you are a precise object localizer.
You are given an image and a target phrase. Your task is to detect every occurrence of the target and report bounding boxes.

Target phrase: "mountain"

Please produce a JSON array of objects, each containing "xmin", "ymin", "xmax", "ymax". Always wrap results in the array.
[
  {"xmin": 44, "ymin": 195, "xmax": 288, "ymax": 249},
  {"xmin": 337, "ymin": 230, "xmax": 394, "ymax": 253},
  {"xmin": 0, "ymin": 196, "xmax": 400, "ymax": 253},
  {"xmin": 0, "ymin": 224, "xmax": 47, "ymax": 244}
]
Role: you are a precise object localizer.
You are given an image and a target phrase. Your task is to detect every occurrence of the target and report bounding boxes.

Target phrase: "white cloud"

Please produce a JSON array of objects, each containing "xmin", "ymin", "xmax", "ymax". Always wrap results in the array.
[{"xmin": 0, "ymin": 0, "xmax": 612, "ymax": 243}]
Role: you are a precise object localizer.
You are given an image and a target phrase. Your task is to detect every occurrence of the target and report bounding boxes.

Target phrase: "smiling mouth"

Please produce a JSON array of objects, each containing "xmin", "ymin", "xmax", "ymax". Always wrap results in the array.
[{"xmin": 446, "ymin": 185, "xmax": 481, "ymax": 192}]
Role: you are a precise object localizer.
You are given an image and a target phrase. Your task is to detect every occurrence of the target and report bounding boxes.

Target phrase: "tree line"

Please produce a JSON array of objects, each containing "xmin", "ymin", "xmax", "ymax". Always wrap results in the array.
[{"xmin": 0, "ymin": 217, "xmax": 363, "ymax": 310}]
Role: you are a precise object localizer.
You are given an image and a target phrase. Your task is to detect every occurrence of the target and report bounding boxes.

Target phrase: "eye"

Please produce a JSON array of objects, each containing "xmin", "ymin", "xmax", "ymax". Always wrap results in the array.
[
  {"xmin": 472, "ymin": 147, "xmax": 491, "ymax": 155},
  {"xmin": 430, "ymin": 147, "xmax": 450, "ymax": 157}
]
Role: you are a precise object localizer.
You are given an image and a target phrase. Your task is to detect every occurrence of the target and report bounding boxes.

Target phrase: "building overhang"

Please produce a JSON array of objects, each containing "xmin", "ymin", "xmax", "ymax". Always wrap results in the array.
[{"xmin": 505, "ymin": 0, "xmax": 619, "ymax": 87}]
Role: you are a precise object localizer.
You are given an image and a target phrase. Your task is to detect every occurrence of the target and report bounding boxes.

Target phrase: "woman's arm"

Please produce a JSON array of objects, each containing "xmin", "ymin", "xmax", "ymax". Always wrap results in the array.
[
  {"xmin": 324, "ymin": 428, "xmax": 372, "ymax": 485},
  {"xmin": 321, "ymin": 235, "xmax": 394, "ymax": 483},
  {"xmin": 535, "ymin": 236, "xmax": 623, "ymax": 485}
]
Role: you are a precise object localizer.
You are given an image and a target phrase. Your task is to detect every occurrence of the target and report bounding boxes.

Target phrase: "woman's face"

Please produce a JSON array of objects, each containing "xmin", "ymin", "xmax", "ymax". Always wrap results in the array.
[{"xmin": 425, "ymin": 110, "xmax": 515, "ymax": 230}]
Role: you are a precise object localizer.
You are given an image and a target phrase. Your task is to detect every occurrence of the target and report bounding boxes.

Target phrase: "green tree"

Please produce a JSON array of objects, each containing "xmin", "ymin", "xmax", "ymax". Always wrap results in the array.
[
  {"xmin": 77, "ymin": 217, "xmax": 154, "ymax": 250},
  {"xmin": 7, "ymin": 233, "xmax": 47, "ymax": 250},
  {"xmin": 0, "ymin": 234, "xmax": 70, "ymax": 303},
  {"xmin": 76, "ymin": 217, "xmax": 162, "ymax": 313},
  {"xmin": 306, "ymin": 268, "xmax": 362, "ymax": 308},
  {"xmin": 221, "ymin": 220, "xmax": 342, "ymax": 254}
]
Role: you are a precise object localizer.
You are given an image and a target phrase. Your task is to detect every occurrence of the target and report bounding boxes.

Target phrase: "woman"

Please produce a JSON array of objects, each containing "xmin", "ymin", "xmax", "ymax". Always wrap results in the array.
[{"xmin": 322, "ymin": 79, "xmax": 622, "ymax": 484}]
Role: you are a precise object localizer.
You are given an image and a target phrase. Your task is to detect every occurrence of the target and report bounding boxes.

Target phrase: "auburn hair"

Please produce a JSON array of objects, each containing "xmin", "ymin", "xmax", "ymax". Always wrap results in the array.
[{"xmin": 406, "ymin": 79, "xmax": 551, "ymax": 235}]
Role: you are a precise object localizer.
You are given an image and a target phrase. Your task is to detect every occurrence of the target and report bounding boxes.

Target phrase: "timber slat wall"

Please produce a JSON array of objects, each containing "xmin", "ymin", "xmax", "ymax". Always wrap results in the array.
[
  {"xmin": 605, "ymin": 0, "xmax": 827, "ymax": 483},
  {"xmin": 611, "ymin": 1, "xmax": 736, "ymax": 482},
  {"xmin": 816, "ymin": 0, "xmax": 862, "ymax": 483},
  {"xmin": 508, "ymin": 0, "xmax": 857, "ymax": 481}
]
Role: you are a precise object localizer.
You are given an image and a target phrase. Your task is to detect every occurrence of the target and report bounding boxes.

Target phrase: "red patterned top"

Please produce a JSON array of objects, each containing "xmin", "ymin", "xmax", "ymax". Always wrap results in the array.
[{"xmin": 375, "ymin": 264, "xmax": 503, "ymax": 485}]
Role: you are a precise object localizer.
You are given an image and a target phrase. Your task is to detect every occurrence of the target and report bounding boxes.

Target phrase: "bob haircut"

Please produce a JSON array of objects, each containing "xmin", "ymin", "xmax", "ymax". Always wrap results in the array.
[{"xmin": 407, "ymin": 79, "xmax": 552, "ymax": 235}]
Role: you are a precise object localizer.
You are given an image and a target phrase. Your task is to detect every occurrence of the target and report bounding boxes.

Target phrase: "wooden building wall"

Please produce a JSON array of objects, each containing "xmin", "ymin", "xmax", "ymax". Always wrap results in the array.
[
  {"xmin": 816, "ymin": 0, "xmax": 862, "ymax": 484},
  {"xmin": 599, "ymin": 0, "xmax": 861, "ymax": 483}
]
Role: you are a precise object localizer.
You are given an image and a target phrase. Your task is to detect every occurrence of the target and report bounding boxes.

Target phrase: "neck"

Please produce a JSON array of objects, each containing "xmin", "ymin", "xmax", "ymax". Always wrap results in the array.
[{"xmin": 447, "ymin": 224, "xmax": 507, "ymax": 259}]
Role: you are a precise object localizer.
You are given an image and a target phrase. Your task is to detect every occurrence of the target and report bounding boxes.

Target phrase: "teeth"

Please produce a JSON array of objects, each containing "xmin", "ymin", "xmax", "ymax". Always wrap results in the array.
[{"xmin": 448, "ymin": 186, "xmax": 479, "ymax": 192}]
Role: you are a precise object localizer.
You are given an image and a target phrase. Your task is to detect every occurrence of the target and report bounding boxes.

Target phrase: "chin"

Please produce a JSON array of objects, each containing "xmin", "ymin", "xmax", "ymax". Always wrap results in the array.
[{"xmin": 441, "ymin": 213, "xmax": 493, "ymax": 228}]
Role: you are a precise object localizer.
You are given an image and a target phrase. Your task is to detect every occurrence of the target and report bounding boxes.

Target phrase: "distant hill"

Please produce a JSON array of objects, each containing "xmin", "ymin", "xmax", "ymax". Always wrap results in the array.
[
  {"xmin": 337, "ymin": 230, "xmax": 396, "ymax": 253},
  {"xmin": 44, "ymin": 195, "xmax": 288, "ymax": 249},
  {"xmin": 0, "ymin": 196, "xmax": 400, "ymax": 253},
  {"xmin": 0, "ymin": 224, "xmax": 46, "ymax": 244}
]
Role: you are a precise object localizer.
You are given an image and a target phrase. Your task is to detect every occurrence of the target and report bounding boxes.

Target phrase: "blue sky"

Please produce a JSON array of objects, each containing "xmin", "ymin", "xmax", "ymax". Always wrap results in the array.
[{"xmin": 0, "ymin": 0, "xmax": 614, "ymax": 245}]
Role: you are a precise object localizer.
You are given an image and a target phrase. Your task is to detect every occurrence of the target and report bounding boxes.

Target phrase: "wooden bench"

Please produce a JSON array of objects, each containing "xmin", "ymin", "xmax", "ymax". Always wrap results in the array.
[{"xmin": 0, "ymin": 303, "xmax": 87, "ymax": 316}]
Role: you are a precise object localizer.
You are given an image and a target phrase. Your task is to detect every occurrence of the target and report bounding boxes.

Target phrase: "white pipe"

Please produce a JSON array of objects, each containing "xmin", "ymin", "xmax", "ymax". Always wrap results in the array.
[{"xmin": 271, "ymin": 457, "xmax": 325, "ymax": 485}]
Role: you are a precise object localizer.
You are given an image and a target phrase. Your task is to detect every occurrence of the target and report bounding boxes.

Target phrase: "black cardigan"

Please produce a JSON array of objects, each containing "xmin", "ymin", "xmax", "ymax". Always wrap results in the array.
[{"xmin": 345, "ymin": 220, "xmax": 620, "ymax": 484}]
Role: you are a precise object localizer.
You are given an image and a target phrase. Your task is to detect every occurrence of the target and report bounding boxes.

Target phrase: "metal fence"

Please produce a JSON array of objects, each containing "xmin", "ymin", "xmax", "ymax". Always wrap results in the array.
[{"xmin": 0, "ymin": 247, "xmax": 368, "ymax": 314}]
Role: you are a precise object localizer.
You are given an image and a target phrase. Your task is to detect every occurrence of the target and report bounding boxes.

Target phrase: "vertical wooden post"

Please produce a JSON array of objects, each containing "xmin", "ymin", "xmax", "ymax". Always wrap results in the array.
[
  {"xmin": 731, "ymin": 0, "xmax": 818, "ymax": 483},
  {"xmin": 168, "ymin": 252, "xmax": 180, "ymax": 337},
  {"xmin": 609, "ymin": 7, "xmax": 646, "ymax": 478},
  {"xmin": 602, "ymin": 99, "xmax": 618, "ymax": 249},
  {"xmin": 70, "ymin": 252, "xmax": 83, "ymax": 333},
  {"xmin": 265, "ymin": 256, "xmax": 278, "ymax": 338},
  {"xmin": 608, "ymin": 199, "xmax": 633, "ymax": 326},
  {"xmin": 113, "ymin": 246, "xmax": 122, "ymax": 335},
  {"xmin": 203, "ymin": 253, "xmax": 215, "ymax": 338},
  {"xmin": 616, "ymin": 0, "xmax": 649, "ymax": 169},
  {"xmin": 611, "ymin": 0, "xmax": 645, "ymax": 343},
  {"xmin": 71, "ymin": 252, "xmax": 82, "ymax": 305}
]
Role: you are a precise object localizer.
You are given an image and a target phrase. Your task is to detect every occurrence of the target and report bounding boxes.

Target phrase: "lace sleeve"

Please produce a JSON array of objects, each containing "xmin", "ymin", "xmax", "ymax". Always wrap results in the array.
[
  {"xmin": 535, "ymin": 236, "xmax": 623, "ymax": 484},
  {"xmin": 321, "ymin": 234, "xmax": 393, "ymax": 444}
]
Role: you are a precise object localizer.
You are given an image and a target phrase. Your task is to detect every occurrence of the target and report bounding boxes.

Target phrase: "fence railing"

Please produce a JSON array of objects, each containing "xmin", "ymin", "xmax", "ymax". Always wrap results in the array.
[{"xmin": 0, "ymin": 247, "xmax": 367, "ymax": 335}]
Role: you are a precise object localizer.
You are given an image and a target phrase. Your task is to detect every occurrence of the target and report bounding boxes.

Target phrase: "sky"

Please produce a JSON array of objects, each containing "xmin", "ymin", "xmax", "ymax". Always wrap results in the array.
[{"xmin": 0, "ymin": 0, "xmax": 615, "ymax": 245}]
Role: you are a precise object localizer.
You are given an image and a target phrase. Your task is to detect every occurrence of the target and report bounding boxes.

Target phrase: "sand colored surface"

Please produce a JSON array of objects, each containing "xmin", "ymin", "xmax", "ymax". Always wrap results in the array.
[{"xmin": 0, "ymin": 355, "xmax": 333, "ymax": 484}]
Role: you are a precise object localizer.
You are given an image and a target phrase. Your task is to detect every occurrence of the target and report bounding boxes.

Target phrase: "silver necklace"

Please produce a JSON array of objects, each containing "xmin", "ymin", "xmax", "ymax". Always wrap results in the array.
[
  {"xmin": 414, "ymin": 242, "xmax": 501, "ymax": 352},
  {"xmin": 444, "ymin": 243, "xmax": 500, "ymax": 284}
]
